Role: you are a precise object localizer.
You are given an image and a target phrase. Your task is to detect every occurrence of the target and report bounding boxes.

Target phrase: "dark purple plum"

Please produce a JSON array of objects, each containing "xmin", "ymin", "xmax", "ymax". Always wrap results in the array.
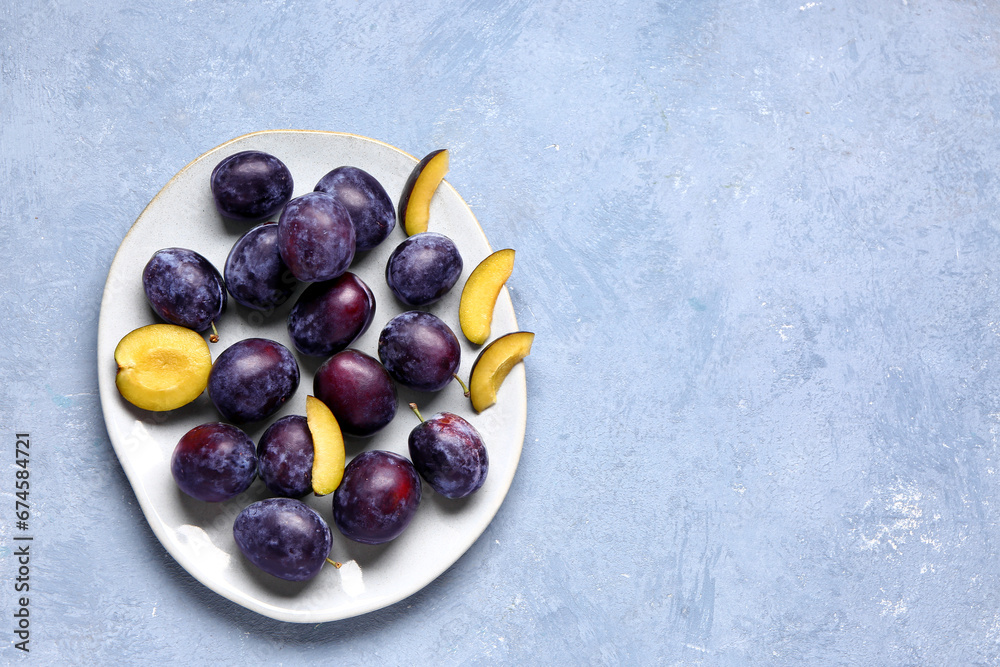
[
  {"xmin": 208, "ymin": 338, "xmax": 299, "ymax": 423},
  {"xmin": 233, "ymin": 498, "xmax": 332, "ymax": 581},
  {"xmin": 211, "ymin": 150, "xmax": 294, "ymax": 221},
  {"xmin": 287, "ymin": 272, "xmax": 375, "ymax": 357},
  {"xmin": 171, "ymin": 422, "xmax": 257, "ymax": 502},
  {"xmin": 385, "ymin": 232, "xmax": 463, "ymax": 306},
  {"xmin": 256, "ymin": 415, "xmax": 314, "ymax": 498},
  {"xmin": 378, "ymin": 311, "xmax": 461, "ymax": 392},
  {"xmin": 314, "ymin": 350, "xmax": 397, "ymax": 437},
  {"xmin": 277, "ymin": 191, "xmax": 356, "ymax": 282},
  {"xmin": 408, "ymin": 406, "xmax": 488, "ymax": 499},
  {"xmin": 225, "ymin": 222, "xmax": 297, "ymax": 311},
  {"xmin": 143, "ymin": 247, "xmax": 227, "ymax": 332},
  {"xmin": 314, "ymin": 166, "xmax": 395, "ymax": 252},
  {"xmin": 332, "ymin": 450, "xmax": 421, "ymax": 545}
]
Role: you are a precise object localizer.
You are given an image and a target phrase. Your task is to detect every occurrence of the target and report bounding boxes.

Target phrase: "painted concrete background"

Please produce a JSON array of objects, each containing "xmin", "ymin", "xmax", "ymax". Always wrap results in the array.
[{"xmin": 4, "ymin": 0, "xmax": 1000, "ymax": 663}]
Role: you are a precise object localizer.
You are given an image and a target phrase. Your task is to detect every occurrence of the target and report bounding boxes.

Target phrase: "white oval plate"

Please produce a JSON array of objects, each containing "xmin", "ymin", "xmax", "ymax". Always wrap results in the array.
[{"xmin": 97, "ymin": 130, "xmax": 526, "ymax": 623}]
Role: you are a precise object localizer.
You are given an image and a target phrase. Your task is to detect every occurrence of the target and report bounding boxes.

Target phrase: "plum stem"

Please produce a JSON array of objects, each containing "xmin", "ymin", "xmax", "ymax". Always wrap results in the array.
[
  {"xmin": 452, "ymin": 373, "xmax": 470, "ymax": 397},
  {"xmin": 209, "ymin": 321, "xmax": 220, "ymax": 344},
  {"xmin": 409, "ymin": 403, "xmax": 425, "ymax": 423},
  {"xmin": 326, "ymin": 557, "xmax": 342, "ymax": 569}
]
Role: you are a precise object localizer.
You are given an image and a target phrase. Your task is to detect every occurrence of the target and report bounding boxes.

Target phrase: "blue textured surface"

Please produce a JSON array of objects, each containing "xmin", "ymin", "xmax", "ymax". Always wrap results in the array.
[{"xmin": 4, "ymin": 0, "xmax": 1000, "ymax": 663}]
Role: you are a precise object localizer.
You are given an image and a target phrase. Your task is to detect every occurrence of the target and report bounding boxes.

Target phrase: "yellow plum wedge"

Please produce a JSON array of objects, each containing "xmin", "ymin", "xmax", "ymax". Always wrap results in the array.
[
  {"xmin": 398, "ymin": 149, "xmax": 449, "ymax": 236},
  {"xmin": 468, "ymin": 331, "xmax": 534, "ymax": 413},
  {"xmin": 306, "ymin": 395, "xmax": 346, "ymax": 495},
  {"xmin": 459, "ymin": 248, "xmax": 515, "ymax": 345},
  {"xmin": 114, "ymin": 324, "xmax": 212, "ymax": 411}
]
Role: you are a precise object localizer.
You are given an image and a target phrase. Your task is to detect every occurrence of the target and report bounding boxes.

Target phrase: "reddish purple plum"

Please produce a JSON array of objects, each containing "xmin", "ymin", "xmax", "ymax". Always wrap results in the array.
[
  {"xmin": 233, "ymin": 498, "xmax": 333, "ymax": 581},
  {"xmin": 211, "ymin": 150, "xmax": 293, "ymax": 221},
  {"xmin": 171, "ymin": 422, "xmax": 257, "ymax": 502},
  {"xmin": 277, "ymin": 191, "xmax": 356, "ymax": 282},
  {"xmin": 408, "ymin": 406, "xmax": 488, "ymax": 499},
  {"xmin": 287, "ymin": 272, "xmax": 375, "ymax": 357},
  {"xmin": 208, "ymin": 338, "xmax": 299, "ymax": 423},
  {"xmin": 225, "ymin": 222, "xmax": 297, "ymax": 311},
  {"xmin": 385, "ymin": 232, "xmax": 463, "ymax": 306},
  {"xmin": 256, "ymin": 415, "xmax": 314, "ymax": 498},
  {"xmin": 378, "ymin": 311, "xmax": 461, "ymax": 392},
  {"xmin": 332, "ymin": 450, "xmax": 421, "ymax": 545},
  {"xmin": 314, "ymin": 166, "xmax": 395, "ymax": 252},
  {"xmin": 314, "ymin": 350, "xmax": 397, "ymax": 437},
  {"xmin": 143, "ymin": 247, "xmax": 227, "ymax": 332}
]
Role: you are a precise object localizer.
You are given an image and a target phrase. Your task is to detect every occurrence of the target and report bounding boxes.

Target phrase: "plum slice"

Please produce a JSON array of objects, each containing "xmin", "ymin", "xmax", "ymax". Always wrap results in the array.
[
  {"xmin": 397, "ymin": 149, "xmax": 449, "ymax": 236},
  {"xmin": 468, "ymin": 331, "xmax": 534, "ymax": 413},
  {"xmin": 458, "ymin": 248, "xmax": 515, "ymax": 345}
]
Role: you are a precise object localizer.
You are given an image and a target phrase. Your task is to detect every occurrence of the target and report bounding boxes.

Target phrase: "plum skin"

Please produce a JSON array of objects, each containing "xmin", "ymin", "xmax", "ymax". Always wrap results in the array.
[
  {"xmin": 224, "ymin": 222, "xmax": 297, "ymax": 311},
  {"xmin": 378, "ymin": 311, "xmax": 461, "ymax": 392},
  {"xmin": 256, "ymin": 415, "xmax": 314, "ymax": 498},
  {"xmin": 314, "ymin": 166, "xmax": 396, "ymax": 252},
  {"xmin": 142, "ymin": 247, "xmax": 227, "ymax": 332},
  {"xmin": 409, "ymin": 412, "xmax": 488, "ymax": 499},
  {"xmin": 332, "ymin": 450, "xmax": 421, "ymax": 545},
  {"xmin": 314, "ymin": 350, "xmax": 397, "ymax": 437},
  {"xmin": 170, "ymin": 422, "xmax": 257, "ymax": 502},
  {"xmin": 208, "ymin": 338, "xmax": 300, "ymax": 423},
  {"xmin": 233, "ymin": 498, "xmax": 333, "ymax": 581},
  {"xmin": 287, "ymin": 272, "xmax": 376, "ymax": 357},
  {"xmin": 385, "ymin": 232, "xmax": 463, "ymax": 306},
  {"xmin": 277, "ymin": 191, "xmax": 356, "ymax": 283},
  {"xmin": 211, "ymin": 150, "xmax": 294, "ymax": 221}
]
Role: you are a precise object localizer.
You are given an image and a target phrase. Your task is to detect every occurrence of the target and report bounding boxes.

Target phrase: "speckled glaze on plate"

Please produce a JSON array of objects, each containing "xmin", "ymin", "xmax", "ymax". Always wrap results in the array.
[{"xmin": 97, "ymin": 130, "xmax": 527, "ymax": 623}]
